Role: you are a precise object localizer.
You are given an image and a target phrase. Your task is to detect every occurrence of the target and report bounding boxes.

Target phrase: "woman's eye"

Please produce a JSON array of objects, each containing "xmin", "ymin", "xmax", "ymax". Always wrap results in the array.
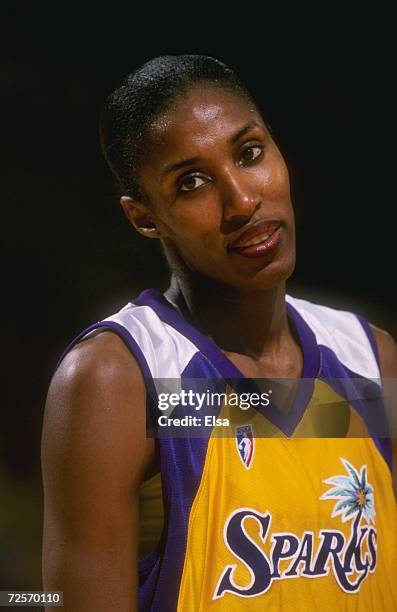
[
  {"xmin": 179, "ymin": 174, "xmax": 208, "ymax": 192},
  {"xmin": 239, "ymin": 145, "xmax": 264, "ymax": 166}
]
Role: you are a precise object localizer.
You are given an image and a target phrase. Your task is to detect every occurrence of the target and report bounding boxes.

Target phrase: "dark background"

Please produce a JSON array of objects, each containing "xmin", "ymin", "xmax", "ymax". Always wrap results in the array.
[{"xmin": 1, "ymin": 7, "xmax": 395, "ymax": 598}]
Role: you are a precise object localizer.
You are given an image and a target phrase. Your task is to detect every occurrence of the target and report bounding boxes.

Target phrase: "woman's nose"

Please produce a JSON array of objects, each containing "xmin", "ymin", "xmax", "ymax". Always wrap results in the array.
[{"xmin": 221, "ymin": 168, "xmax": 261, "ymax": 224}]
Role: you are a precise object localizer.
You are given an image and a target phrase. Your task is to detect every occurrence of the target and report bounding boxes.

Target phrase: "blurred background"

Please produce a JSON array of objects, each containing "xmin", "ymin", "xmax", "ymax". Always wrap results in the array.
[{"xmin": 1, "ymin": 6, "xmax": 395, "ymax": 605}]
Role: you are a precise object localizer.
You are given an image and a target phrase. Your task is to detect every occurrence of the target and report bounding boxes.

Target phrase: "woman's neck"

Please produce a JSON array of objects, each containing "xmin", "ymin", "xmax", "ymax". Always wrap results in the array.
[{"xmin": 164, "ymin": 273, "xmax": 292, "ymax": 362}]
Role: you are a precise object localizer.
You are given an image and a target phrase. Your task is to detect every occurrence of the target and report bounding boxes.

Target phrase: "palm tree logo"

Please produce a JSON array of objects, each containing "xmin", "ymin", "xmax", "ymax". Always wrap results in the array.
[{"xmin": 320, "ymin": 458, "xmax": 375, "ymax": 525}]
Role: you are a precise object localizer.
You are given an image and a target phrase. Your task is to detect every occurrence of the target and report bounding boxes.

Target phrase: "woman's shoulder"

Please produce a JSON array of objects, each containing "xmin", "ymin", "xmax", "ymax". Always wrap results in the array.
[
  {"xmin": 54, "ymin": 329, "xmax": 144, "ymax": 391},
  {"xmin": 46, "ymin": 329, "xmax": 147, "ymax": 442}
]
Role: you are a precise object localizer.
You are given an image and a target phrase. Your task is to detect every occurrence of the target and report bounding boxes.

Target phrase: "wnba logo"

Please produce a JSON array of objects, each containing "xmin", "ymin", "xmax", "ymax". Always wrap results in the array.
[
  {"xmin": 213, "ymin": 459, "xmax": 377, "ymax": 600},
  {"xmin": 236, "ymin": 425, "xmax": 254, "ymax": 469}
]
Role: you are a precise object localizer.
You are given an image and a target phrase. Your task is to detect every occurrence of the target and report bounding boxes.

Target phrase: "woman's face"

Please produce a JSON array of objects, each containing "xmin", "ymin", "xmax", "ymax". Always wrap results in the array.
[{"xmin": 131, "ymin": 85, "xmax": 295, "ymax": 291}]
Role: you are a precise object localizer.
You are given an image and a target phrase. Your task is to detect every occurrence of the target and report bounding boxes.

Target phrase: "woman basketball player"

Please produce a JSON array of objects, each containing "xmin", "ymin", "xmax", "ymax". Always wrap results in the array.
[{"xmin": 42, "ymin": 56, "xmax": 397, "ymax": 611}]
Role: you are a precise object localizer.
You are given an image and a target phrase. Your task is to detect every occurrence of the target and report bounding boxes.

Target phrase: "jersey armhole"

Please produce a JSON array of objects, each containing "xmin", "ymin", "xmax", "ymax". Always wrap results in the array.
[{"xmin": 56, "ymin": 320, "xmax": 156, "ymax": 388}]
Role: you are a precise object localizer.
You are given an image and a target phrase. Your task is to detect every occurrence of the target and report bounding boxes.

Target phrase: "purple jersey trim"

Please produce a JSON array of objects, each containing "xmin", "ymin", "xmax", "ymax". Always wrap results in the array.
[
  {"xmin": 133, "ymin": 289, "xmax": 321, "ymax": 378},
  {"xmin": 55, "ymin": 321, "xmax": 106, "ymax": 372},
  {"xmin": 286, "ymin": 300, "xmax": 321, "ymax": 378},
  {"xmin": 133, "ymin": 289, "xmax": 321, "ymax": 436},
  {"xmin": 141, "ymin": 436, "xmax": 210, "ymax": 611},
  {"xmin": 133, "ymin": 289, "xmax": 242, "ymax": 379}
]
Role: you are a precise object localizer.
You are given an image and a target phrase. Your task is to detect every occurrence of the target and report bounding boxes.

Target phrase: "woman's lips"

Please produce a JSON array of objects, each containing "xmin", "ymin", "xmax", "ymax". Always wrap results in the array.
[{"xmin": 228, "ymin": 222, "xmax": 282, "ymax": 258}]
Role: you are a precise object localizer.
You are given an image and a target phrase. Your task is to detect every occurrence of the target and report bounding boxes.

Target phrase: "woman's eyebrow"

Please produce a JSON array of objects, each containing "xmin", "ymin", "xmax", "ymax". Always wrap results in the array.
[
  {"xmin": 229, "ymin": 121, "xmax": 260, "ymax": 144},
  {"xmin": 162, "ymin": 156, "xmax": 201, "ymax": 177}
]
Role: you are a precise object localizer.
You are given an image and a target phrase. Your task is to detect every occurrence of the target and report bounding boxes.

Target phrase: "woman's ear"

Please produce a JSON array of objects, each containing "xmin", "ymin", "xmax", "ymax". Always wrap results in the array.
[{"xmin": 120, "ymin": 196, "xmax": 162, "ymax": 239}]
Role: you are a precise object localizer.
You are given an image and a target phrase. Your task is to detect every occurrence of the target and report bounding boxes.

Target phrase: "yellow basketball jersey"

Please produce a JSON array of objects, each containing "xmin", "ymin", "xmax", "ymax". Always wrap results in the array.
[
  {"xmin": 62, "ymin": 289, "xmax": 397, "ymax": 610},
  {"xmin": 176, "ymin": 381, "xmax": 397, "ymax": 610}
]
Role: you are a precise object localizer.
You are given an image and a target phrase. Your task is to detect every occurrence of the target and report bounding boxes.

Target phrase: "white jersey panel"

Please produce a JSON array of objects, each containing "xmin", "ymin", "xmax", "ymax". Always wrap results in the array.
[
  {"xmin": 286, "ymin": 295, "xmax": 380, "ymax": 381},
  {"xmin": 102, "ymin": 303, "xmax": 199, "ymax": 378}
]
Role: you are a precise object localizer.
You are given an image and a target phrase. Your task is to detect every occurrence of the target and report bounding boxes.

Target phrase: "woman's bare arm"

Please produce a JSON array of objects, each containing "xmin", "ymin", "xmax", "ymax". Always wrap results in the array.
[{"xmin": 42, "ymin": 331, "xmax": 154, "ymax": 611}]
